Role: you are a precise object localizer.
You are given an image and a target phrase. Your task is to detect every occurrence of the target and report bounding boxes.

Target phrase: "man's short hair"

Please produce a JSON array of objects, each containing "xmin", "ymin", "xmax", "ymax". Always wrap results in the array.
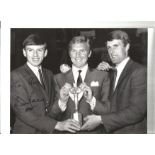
[
  {"xmin": 23, "ymin": 34, "xmax": 47, "ymax": 49},
  {"xmin": 68, "ymin": 36, "xmax": 91, "ymax": 52},
  {"xmin": 106, "ymin": 30, "xmax": 130, "ymax": 46}
]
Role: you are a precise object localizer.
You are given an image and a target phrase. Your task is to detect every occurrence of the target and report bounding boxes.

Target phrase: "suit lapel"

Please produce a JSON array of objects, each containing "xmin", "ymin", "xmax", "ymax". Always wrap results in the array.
[
  {"xmin": 109, "ymin": 70, "xmax": 116, "ymax": 96},
  {"xmin": 42, "ymin": 69, "xmax": 48, "ymax": 92},
  {"xmin": 113, "ymin": 59, "xmax": 133, "ymax": 94},
  {"xmin": 24, "ymin": 64, "xmax": 39, "ymax": 84},
  {"xmin": 24, "ymin": 64, "xmax": 48, "ymax": 100},
  {"xmin": 42, "ymin": 69, "xmax": 51, "ymax": 106},
  {"xmin": 84, "ymin": 68, "xmax": 92, "ymax": 85},
  {"xmin": 64, "ymin": 70, "xmax": 75, "ymax": 85}
]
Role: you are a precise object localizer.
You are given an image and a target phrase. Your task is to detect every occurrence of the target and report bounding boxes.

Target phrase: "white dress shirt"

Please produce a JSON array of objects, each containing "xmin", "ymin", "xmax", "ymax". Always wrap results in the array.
[
  {"xmin": 59, "ymin": 64, "xmax": 96, "ymax": 111},
  {"xmin": 72, "ymin": 64, "xmax": 88, "ymax": 86},
  {"xmin": 114, "ymin": 57, "xmax": 130, "ymax": 89},
  {"xmin": 27, "ymin": 62, "xmax": 42, "ymax": 84}
]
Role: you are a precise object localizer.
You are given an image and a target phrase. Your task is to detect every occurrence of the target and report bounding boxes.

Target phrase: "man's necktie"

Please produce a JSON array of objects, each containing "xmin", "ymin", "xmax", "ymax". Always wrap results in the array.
[
  {"xmin": 38, "ymin": 69, "xmax": 45, "ymax": 89},
  {"xmin": 112, "ymin": 68, "xmax": 117, "ymax": 92},
  {"xmin": 77, "ymin": 70, "xmax": 82, "ymax": 87}
]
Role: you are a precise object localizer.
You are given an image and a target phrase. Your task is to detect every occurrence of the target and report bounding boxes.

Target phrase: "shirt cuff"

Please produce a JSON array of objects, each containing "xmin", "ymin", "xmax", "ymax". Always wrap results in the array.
[
  {"xmin": 86, "ymin": 96, "xmax": 96, "ymax": 111},
  {"xmin": 58, "ymin": 99, "xmax": 67, "ymax": 112}
]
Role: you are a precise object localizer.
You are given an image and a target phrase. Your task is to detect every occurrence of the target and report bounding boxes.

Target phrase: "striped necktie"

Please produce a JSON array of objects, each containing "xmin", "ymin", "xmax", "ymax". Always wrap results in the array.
[{"xmin": 38, "ymin": 68, "xmax": 45, "ymax": 89}]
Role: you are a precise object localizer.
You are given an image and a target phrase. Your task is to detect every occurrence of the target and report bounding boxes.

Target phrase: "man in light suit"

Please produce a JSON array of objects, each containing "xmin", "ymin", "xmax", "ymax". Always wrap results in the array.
[
  {"xmin": 11, "ymin": 34, "xmax": 80, "ymax": 133},
  {"xmin": 81, "ymin": 30, "xmax": 147, "ymax": 133},
  {"xmin": 51, "ymin": 36, "xmax": 110, "ymax": 133}
]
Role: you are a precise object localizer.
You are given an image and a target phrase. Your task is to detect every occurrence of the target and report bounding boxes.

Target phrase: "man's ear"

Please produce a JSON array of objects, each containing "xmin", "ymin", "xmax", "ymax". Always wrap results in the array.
[
  {"xmin": 44, "ymin": 49, "xmax": 48, "ymax": 57},
  {"xmin": 125, "ymin": 43, "xmax": 130, "ymax": 52},
  {"xmin": 88, "ymin": 50, "xmax": 92, "ymax": 58},
  {"xmin": 125, "ymin": 43, "xmax": 130, "ymax": 56},
  {"xmin": 23, "ymin": 49, "xmax": 26, "ymax": 57}
]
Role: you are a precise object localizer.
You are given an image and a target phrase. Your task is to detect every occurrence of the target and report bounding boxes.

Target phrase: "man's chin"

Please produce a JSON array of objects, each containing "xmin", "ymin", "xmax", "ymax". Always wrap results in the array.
[
  {"xmin": 111, "ymin": 60, "xmax": 117, "ymax": 64},
  {"xmin": 75, "ymin": 65, "xmax": 84, "ymax": 68},
  {"xmin": 31, "ymin": 63, "xmax": 41, "ymax": 67}
]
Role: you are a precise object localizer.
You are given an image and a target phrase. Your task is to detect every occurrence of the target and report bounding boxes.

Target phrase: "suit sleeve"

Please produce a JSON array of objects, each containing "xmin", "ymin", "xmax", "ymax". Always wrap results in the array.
[
  {"xmin": 11, "ymin": 71, "xmax": 57, "ymax": 133},
  {"xmin": 49, "ymin": 75, "xmax": 64, "ymax": 120},
  {"xmin": 93, "ymin": 71, "xmax": 111, "ymax": 114},
  {"xmin": 101, "ymin": 68, "xmax": 147, "ymax": 133}
]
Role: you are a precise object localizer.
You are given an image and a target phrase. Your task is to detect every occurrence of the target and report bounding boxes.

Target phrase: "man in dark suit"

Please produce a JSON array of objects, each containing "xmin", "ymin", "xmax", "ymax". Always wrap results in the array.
[
  {"xmin": 51, "ymin": 36, "xmax": 110, "ymax": 133},
  {"xmin": 81, "ymin": 30, "xmax": 147, "ymax": 133},
  {"xmin": 11, "ymin": 34, "xmax": 80, "ymax": 133}
]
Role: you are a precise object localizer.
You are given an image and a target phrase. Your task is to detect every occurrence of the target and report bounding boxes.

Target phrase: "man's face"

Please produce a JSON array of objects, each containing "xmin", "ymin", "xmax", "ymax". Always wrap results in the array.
[
  {"xmin": 69, "ymin": 43, "xmax": 91, "ymax": 68},
  {"xmin": 23, "ymin": 45, "xmax": 47, "ymax": 67},
  {"xmin": 106, "ymin": 39, "xmax": 129, "ymax": 65}
]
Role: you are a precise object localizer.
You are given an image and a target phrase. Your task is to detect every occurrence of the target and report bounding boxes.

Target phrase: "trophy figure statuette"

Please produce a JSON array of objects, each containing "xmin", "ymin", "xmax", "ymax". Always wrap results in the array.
[{"xmin": 70, "ymin": 86, "xmax": 83, "ymax": 126}]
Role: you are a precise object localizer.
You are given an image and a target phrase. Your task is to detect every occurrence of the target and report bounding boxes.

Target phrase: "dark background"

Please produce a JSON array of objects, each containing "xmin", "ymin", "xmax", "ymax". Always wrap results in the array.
[
  {"xmin": 11, "ymin": 28, "xmax": 147, "ymax": 73},
  {"xmin": 10, "ymin": 28, "xmax": 148, "ymax": 130}
]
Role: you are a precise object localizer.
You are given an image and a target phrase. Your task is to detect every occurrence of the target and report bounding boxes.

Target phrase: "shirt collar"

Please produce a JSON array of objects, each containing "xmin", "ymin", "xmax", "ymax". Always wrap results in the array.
[
  {"xmin": 113, "ymin": 57, "xmax": 130, "ymax": 89},
  {"xmin": 72, "ymin": 64, "xmax": 88, "ymax": 83},
  {"xmin": 72, "ymin": 64, "xmax": 88, "ymax": 74},
  {"xmin": 27, "ymin": 62, "xmax": 42, "ymax": 73},
  {"xmin": 116, "ymin": 57, "xmax": 130, "ymax": 72}
]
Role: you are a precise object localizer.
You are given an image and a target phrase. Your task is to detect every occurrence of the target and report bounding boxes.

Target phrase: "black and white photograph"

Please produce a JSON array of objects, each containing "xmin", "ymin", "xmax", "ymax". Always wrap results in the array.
[
  {"xmin": 1, "ymin": 0, "xmax": 155, "ymax": 154},
  {"xmin": 10, "ymin": 28, "xmax": 148, "ymax": 134}
]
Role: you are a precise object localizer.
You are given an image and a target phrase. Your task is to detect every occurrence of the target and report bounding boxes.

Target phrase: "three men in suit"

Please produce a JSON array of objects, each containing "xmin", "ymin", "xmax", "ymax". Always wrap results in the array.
[
  {"xmin": 81, "ymin": 30, "xmax": 147, "ymax": 133},
  {"xmin": 11, "ymin": 30, "xmax": 147, "ymax": 134},
  {"xmin": 51, "ymin": 36, "xmax": 110, "ymax": 133}
]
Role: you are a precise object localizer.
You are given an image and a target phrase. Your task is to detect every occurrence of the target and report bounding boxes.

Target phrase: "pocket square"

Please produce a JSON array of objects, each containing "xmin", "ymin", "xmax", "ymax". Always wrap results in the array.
[{"xmin": 90, "ymin": 81, "xmax": 99, "ymax": 87}]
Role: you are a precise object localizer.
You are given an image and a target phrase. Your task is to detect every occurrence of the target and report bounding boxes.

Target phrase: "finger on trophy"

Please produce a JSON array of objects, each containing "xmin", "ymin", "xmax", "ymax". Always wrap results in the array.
[
  {"xmin": 64, "ymin": 83, "xmax": 72, "ymax": 90},
  {"xmin": 84, "ymin": 90, "xmax": 88, "ymax": 98},
  {"xmin": 70, "ymin": 87, "xmax": 76, "ymax": 94},
  {"xmin": 71, "ymin": 119, "xmax": 81, "ymax": 129},
  {"xmin": 79, "ymin": 83, "xmax": 85, "ymax": 91}
]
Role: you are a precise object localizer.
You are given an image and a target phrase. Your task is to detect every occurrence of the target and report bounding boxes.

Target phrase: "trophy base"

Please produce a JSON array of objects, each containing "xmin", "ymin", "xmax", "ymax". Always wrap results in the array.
[{"xmin": 72, "ymin": 111, "xmax": 83, "ymax": 126}]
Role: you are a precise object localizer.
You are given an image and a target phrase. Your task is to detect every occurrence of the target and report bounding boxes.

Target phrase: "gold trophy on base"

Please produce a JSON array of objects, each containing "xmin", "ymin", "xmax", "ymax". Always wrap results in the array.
[{"xmin": 70, "ymin": 86, "xmax": 83, "ymax": 126}]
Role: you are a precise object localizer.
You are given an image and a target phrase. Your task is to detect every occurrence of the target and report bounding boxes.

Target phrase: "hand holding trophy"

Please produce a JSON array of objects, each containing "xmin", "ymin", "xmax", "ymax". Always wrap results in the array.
[
  {"xmin": 60, "ymin": 83, "xmax": 72, "ymax": 103},
  {"xmin": 79, "ymin": 82, "xmax": 93, "ymax": 103}
]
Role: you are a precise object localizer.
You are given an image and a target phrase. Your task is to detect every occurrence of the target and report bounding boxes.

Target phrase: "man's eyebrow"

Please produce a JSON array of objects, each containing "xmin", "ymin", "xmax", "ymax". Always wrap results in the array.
[
  {"xmin": 38, "ymin": 47, "xmax": 45, "ymax": 49},
  {"xmin": 25, "ymin": 47, "xmax": 33, "ymax": 49},
  {"xmin": 113, "ymin": 44, "xmax": 119, "ymax": 46}
]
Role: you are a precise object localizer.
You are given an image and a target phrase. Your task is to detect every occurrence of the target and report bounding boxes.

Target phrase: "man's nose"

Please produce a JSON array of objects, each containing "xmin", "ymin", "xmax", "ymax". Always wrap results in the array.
[
  {"xmin": 33, "ymin": 50, "xmax": 38, "ymax": 56},
  {"xmin": 109, "ymin": 48, "xmax": 115, "ymax": 54},
  {"xmin": 76, "ymin": 51, "xmax": 81, "ymax": 57}
]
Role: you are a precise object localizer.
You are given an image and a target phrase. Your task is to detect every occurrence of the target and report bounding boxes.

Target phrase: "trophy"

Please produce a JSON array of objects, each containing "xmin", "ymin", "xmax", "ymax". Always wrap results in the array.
[{"xmin": 70, "ymin": 86, "xmax": 83, "ymax": 126}]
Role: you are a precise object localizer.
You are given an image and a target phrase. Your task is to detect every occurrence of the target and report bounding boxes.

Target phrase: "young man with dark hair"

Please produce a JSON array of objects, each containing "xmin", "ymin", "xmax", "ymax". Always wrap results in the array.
[
  {"xmin": 81, "ymin": 30, "xmax": 147, "ymax": 133},
  {"xmin": 11, "ymin": 34, "xmax": 81, "ymax": 133}
]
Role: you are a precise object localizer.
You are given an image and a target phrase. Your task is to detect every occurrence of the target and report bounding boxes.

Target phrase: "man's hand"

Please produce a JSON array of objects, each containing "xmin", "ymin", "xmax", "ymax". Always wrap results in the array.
[
  {"xmin": 60, "ymin": 64, "xmax": 71, "ymax": 73},
  {"xmin": 97, "ymin": 61, "xmax": 112, "ymax": 71},
  {"xmin": 79, "ymin": 83, "xmax": 93, "ymax": 102},
  {"xmin": 60, "ymin": 83, "xmax": 72, "ymax": 103},
  {"xmin": 81, "ymin": 115, "xmax": 102, "ymax": 131},
  {"xmin": 55, "ymin": 119, "xmax": 81, "ymax": 133}
]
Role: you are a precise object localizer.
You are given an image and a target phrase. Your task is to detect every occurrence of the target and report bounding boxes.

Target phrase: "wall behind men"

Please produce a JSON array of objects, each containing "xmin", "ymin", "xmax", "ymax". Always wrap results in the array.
[{"xmin": 11, "ymin": 28, "xmax": 147, "ymax": 74}]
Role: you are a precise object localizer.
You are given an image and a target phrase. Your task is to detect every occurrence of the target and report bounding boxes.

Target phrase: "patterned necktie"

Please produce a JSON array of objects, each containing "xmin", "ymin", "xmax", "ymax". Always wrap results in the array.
[
  {"xmin": 38, "ymin": 68, "xmax": 45, "ymax": 89},
  {"xmin": 77, "ymin": 70, "xmax": 82, "ymax": 87},
  {"xmin": 112, "ymin": 68, "xmax": 117, "ymax": 92}
]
